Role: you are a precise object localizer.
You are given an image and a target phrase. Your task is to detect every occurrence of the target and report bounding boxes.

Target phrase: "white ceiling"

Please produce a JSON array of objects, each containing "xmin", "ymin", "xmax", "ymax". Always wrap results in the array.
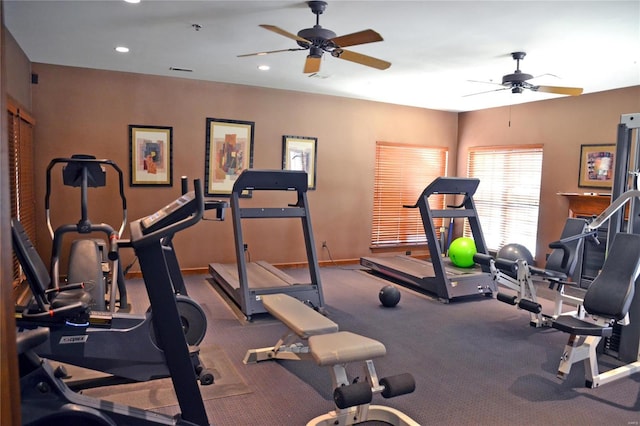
[{"xmin": 4, "ymin": 0, "xmax": 640, "ymax": 112}]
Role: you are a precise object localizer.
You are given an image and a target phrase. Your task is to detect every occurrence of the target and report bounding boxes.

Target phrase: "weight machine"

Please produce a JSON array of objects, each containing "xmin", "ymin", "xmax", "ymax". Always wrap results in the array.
[
  {"xmin": 602, "ymin": 112, "xmax": 640, "ymax": 362},
  {"xmin": 551, "ymin": 188, "xmax": 640, "ymax": 387},
  {"xmin": 474, "ymin": 217, "xmax": 589, "ymax": 327}
]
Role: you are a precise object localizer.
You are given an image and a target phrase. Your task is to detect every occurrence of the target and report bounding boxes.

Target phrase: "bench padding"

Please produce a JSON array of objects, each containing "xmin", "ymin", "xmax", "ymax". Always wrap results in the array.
[
  {"xmin": 261, "ymin": 293, "xmax": 338, "ymax": 338},
  {"xmin": 309, "ymin": 331, "xmax": 386, "ymax": 366}
]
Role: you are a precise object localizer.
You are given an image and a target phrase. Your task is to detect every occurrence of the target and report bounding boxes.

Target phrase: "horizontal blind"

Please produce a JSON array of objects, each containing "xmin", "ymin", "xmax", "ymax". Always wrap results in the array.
[
  {"xmin": 8, "ymin": 100, "xmax": 37, "ymax": 284},
  {"xmin": 372, "ymin": 142, "xmax": 448, "ymax": 247},
  {"xmin": 466, "ymin": 145, "xmax": 543, "ymax": 257}
]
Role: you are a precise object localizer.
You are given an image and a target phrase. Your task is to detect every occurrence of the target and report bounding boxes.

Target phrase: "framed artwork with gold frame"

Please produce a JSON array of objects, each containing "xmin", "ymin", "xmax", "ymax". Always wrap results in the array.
[{"xmin": 205, "ymin": 118, "xmax": 255, "ymax": 197}]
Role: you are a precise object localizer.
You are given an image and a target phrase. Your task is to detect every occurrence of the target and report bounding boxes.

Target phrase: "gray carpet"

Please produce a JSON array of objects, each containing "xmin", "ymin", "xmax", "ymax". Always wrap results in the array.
[
  {"xmin": 79, "ymin": 344, "xmax": 250, "ymax": 410},
  {"xmin": 90, "ymin": 268, "xmax": 640, "ymax": 425}
]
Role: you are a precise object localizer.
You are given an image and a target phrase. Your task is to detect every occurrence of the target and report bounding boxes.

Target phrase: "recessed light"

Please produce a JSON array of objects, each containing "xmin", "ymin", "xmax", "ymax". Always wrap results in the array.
[
  {"xmin": 115, "ymin": 46, "xmax": 130, "ymax": 53},
  {"xmin": 258, "ymin": 65, "xmax": 270, "ymax": 71},
  {"xmin": 123, "ymin": 0, "xmax": 141, "ymax": 4}
]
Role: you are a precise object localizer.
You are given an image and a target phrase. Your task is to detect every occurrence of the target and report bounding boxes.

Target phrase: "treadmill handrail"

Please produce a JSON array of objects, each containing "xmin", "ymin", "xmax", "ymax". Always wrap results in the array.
[
  {"xmin": 403, "ymin": 177, "xmax": 480, "ymax": 209},
  {"xmin": 232, "ymin": 169, "xmax": 308, "ymax": 193}
]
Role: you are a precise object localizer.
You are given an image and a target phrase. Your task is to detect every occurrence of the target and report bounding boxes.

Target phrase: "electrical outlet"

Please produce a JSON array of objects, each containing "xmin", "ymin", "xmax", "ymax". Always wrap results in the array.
[
  {"xmin": 243, "ymin": 243, "xmax": 248, "ymax": 251},
  {"xmin": 322, "ymin": 241, "xmax": 327, "ymax": 248}
]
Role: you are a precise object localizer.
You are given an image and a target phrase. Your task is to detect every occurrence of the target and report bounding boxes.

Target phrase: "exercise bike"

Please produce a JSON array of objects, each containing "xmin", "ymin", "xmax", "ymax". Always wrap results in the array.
[
  {"xmin": 45, "ymin": 154, "xmax": 129, "ymax": 312},
  {"xmin": 13, "ymin": 180, "xmax": 221, "ymax": 384},
  {"xmin": 19, "ymin": 179, "xmax": 212, "ymax": 425}
]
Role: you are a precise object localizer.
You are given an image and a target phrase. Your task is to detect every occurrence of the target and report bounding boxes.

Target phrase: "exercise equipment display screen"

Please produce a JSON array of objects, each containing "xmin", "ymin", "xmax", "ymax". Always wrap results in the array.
[{"xmin": 141, "ymin": 192, "xmax": 195, "ymax": 234}]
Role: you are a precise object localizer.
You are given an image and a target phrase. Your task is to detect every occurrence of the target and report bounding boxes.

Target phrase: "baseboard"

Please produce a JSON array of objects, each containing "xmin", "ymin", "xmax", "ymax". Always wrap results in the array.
[{"xmin": 124, "ymin": 259, "xmax": 362, "ymax": 279}]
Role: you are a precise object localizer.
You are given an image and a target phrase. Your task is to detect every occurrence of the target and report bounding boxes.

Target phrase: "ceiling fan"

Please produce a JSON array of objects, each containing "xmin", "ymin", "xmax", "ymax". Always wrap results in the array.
[
  {"xmin": 237, "ymin": 1, "xmax": 391, "ymax": 74},
  {"xmin": 466, "ymin": 52, "xmax": 584, "ymax": 97}
]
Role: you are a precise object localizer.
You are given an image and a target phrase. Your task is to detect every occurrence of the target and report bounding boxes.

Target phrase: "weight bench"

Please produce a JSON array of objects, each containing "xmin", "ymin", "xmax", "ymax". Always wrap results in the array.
[
  {"xmin": 244, "ymin": 293, "xmax": 418, "ymax": 426},
  {"xmin": 552, "ymin": 232, "xmax": 640, "ymax": 388}
]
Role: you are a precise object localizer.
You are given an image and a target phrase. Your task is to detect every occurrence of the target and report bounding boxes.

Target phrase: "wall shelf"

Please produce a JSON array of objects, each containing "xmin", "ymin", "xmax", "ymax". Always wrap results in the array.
[{"xmin": 557, "ymin": 193, "xmax": 611, "ymax": 218}]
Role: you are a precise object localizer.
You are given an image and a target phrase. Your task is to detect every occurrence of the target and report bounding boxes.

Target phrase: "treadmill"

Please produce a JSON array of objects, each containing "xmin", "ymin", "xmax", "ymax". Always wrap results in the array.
[
  {"xmin": 209, "ymin": 170, "xmax": 325, "ymax": 320},
  {"xmin": 361, "ymin": 177, "xmax": 495, "ymax": 302}
]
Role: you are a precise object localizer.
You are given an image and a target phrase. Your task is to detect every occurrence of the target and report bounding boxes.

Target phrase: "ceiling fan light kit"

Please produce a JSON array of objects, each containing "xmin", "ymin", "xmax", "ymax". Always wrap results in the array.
[{"xmin": 238, "ymin": 1, "xmax": 391, "ymax": 73}]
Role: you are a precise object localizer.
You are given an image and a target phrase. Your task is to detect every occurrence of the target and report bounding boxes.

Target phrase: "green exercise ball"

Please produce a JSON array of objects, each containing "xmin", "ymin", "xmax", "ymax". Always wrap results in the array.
[{"xmin": 449, "ymin": 237, "xmax": 477, "ymax": 268}]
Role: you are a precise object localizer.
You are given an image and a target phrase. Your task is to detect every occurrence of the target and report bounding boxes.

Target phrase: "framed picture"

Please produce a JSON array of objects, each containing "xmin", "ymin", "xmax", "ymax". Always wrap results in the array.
[
  {"xmin": 205, "ymin": 118, "xmax": 255, "ymax": 197},
  {"xmin": 578, "ymin": 144, "xmax": 615, "ymax": 188},
  {"xmin": 282, "ymin": 135, "xmax": 317, "ymax": 190},
  {"xmin": 129, "ymin": 125, "xmax": 172, "ymax": 186}
]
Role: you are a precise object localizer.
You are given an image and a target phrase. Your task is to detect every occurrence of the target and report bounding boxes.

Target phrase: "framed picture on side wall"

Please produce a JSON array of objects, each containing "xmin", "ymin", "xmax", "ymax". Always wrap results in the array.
[
  {"xmin": 205, "ymin": 118, "xmax": 255, "ymax": 197},
  {"xmin": 578, "ymin": 144, "xmax": 615, "ymax": 189},
  {"xmin": 129, "ymin": 125, "xmax": 173, "ymax": 186},
  {"xmin": 282, "ymin": 135, "xmax": 317, "ymax": 190}
]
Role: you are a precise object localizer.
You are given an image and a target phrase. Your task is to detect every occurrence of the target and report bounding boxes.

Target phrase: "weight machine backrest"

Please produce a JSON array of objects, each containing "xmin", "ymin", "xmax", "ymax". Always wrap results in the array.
[{"xmin": 583, "ymin": 232, "xmax": 640, "ymax": 320}]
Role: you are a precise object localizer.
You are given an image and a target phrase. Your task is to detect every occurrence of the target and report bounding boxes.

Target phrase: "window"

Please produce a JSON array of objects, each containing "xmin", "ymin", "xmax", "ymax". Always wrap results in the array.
[
  {"xmin": 371, "ymin": 142, "xmax": 448, "ymax": 247},
  {"xmin": 466, "ymin": 145, "xmax": 543, "ymax": 257},
  {"xmin": 8, "ymin": 98, "xmax": 36, "ymax": 287}
]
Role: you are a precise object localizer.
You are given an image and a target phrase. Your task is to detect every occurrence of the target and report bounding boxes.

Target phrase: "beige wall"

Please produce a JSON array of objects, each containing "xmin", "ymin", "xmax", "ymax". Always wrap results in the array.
[
  {"xmin": 10, "ymin": 55, "xmax": 640, "ymax": 271},
  {"xmin": 30, "ymin": 63, "xmax": 458, "ymax": 272},
  {"xmin": 4, "ymin": 28, "xmax": 30, "ymax": 109},
  {"xmin": 458, "ymin": 86, "xmax": 640, "ymax": 261}
]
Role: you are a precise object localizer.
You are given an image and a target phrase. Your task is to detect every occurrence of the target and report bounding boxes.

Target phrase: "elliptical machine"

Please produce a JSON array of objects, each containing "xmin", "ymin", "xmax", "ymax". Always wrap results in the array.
[
  {"xmin": 46, "ymin": 154, "xmax": 128, "ymax": 312},
  {"xmin": 19, "ymin": 179, "xmax": 212, "ymax": 426}
]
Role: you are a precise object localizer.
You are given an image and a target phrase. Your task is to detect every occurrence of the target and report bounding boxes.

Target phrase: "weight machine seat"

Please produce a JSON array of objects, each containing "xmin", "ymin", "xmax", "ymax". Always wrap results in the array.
[
  {"xmin": 11, "ymin": 218, "xmax": 91, "ymax": 318},
  {"xmin": 551, "ymin": 315, "xmax": 613, "ymax": 337},
  {"xmin": 553, "ymin": 232, "xmax": 640, "ymax": 335},
  {"xmin": 309, "ymin": 331, "xmax": 386, "ymax": 366}
]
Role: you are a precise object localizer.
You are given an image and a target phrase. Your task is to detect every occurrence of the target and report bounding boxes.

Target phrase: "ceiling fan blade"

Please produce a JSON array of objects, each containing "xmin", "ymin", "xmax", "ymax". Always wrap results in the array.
[
  {"xmin": 467, "ymin": 79, "xmax": 504, "ymax": 87},
  {"xmin": 334, "ymin": 49, "xmax": 391, "ymax": 70},
  {"xmin": 330, "ymin": 29, "xmax": 383, "ymax": 48},
  {"xmin": 237, "ymin": 48, "xmax": 306, "ymax": 58},
  {"xmin": 304, "ymin": 56, "xmax": 321, "ymax": 74},
  {"xmin": 462, "ymin": 87, "xmax": 510, "ymax": 97},
  {"xmin": 259, "ymin": 24, "xmax": 311, "ymax": 45},
  {"xmin": 532, "ymin": 85, "xmax": 584, "ymax": 96}
]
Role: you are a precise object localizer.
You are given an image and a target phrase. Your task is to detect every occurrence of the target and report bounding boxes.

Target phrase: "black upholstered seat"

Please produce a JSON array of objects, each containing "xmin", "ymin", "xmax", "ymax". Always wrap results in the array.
[{"xmin": 11, "ymin": 218, "xmax": 91, "ymax": 319}]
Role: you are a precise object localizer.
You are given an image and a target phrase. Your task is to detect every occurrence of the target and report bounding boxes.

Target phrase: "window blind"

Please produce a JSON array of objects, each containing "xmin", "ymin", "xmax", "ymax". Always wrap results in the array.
[
  {"xmin": 371, "ymin": 142, "xmax": 448, "ymax": 247},
  {"xmin": 8, "ymin": 99, "xmax": 36, "ymax": 284},
  {"xmin": 466, "ymin": 145, "xmax": 543, "ymax": 257}
]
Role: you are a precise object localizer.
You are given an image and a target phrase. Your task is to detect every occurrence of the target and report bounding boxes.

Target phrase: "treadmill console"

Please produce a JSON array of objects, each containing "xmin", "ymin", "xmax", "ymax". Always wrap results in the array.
[{"xmin": 140, "ymin": 192, "xmax": 196, "ymax": 234}]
